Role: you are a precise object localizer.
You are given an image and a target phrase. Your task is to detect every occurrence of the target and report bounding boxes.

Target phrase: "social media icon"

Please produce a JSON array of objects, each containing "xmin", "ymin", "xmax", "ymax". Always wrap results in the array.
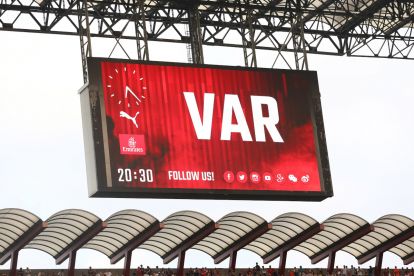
[
  {"xmin": 223, "ymin": 171, "xmax": 235, "ymax": 183},
  {"xmin": 276, "ymin": 174, "xmax": 284, "ymax": 183},
  {"xmin": 250, "ymin": 172, "xmax": 260, "ymax": 184},
  {"xmin": 301, "ymin": 175, "xmax": 310, "ymax": 183},
  {"xmin": 236, "ymin": 171, "xmax": 248, "ymax": 183},
  {"xmin": 288, "ymin": 174, "xmax": 298, "ymax": 183},
  {"xmin": 263, "ymin": 172, "xmax": 272, "ymax": 184}
]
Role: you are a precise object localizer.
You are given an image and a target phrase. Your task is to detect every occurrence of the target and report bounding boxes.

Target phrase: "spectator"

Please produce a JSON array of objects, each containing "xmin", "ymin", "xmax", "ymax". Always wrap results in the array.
[
  {"xmin": 394, "ymin": 266, "xmax": 401, "ymax": 276},
  {"xmin": 144, "ymin": 266, "xmax": 151, "ymax": 276},
  {"xmin": 335, "ymin": 266, "xmax": 342, "ymax": 276},
  {"xmin": 368, "ymin": 266, "xmax": 373, "ymax": 276},
  {"xmin": 350, "ymin": 265, "xmax": 356, "ymax": 276},
  {"xmin": 138, "ymin": 265, "xmax": 145, "ymax": 276},
  {"xmin": 298, "ymin": 266, "xmax": 303, "ymax": 276},
  {"xmin": 154, "ymin": 266, "xmax": 160, "ymax": 276},
  {"xmin": 254, "ymin": 263, "xmax": 261, "ymax": 275},
  {"xmin": 267, "ymin": 266, "xmax": 275, "ymax": 276},
  {"xmin": 342, "ymin": 265, "xmax": 348, "ymax": 276},
  {"xmin": 88, "ymin": 266, "xmax": 97, "ymax": 276},
  {"xmin": 293, "ymin": 267, "xmax": 299, "ymax": 276}
]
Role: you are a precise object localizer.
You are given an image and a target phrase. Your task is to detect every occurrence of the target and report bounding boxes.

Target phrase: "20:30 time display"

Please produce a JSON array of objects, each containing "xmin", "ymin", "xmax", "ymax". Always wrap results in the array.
[{"xmin": 117, "ymin": 168, "xmax": 154, "ymax": 183}]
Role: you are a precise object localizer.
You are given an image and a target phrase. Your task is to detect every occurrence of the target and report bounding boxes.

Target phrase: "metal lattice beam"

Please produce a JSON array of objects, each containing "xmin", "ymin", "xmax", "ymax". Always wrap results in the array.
[
  {"xmin": 339, "ymin": 0, "xmax": 392, "ymax": 34},
  {"xmin": 1, "ymin": 0, "xmax": 414, "ymax": 75}
]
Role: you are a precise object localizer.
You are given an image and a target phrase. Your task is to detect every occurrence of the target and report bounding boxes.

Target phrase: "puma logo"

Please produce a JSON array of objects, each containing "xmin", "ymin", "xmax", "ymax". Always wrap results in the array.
[{"xmin": 120, "ymin": 111, "xmax": 140, "ymax": 128}]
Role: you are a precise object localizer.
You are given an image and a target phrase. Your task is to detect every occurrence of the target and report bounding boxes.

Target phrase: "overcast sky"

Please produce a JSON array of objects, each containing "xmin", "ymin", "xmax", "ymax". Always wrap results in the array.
[{"xmin": 0, "ymin": 30, "xmax": 413, "ymax": 271}]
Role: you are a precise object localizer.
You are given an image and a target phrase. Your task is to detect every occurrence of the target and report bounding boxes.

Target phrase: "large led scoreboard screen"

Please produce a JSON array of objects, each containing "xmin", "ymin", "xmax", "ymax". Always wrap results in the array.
[{"xmin": 80, "ymin": 58, "xmax": 332, "ymax": 201}]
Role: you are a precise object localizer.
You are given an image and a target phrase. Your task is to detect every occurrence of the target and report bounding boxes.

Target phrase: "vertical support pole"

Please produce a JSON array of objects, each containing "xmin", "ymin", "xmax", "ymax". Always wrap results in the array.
[
  {"xmin": 229, "ymin": 251, "xmax": 237, "ymax": 271},
  {"xmin": 177, "ymin": 251, "xmax": 186, "ymax": 276},
  {"xmin": 123, "ymin": 251, "xmax": 132, "ymax": 276},
  {"xmin": 272, "ymin": 0, "xmax": 309, "ymax": 70},
  {"xmin": 68, "ymin": 251, "xmax": 77, "ymax": 276},
  {"xmin": 247, "ymin": 9, "xmax": 257, "ymax": 67},
  {"xmin": 187, "ymin": 1, "xmax": 204, "ymax": 64},
  {"xmin": 241, "ymin": 5, "xmax": 257, "ymax": 68},
  {"xmin": 292, "ymin": 0, "xmax": 309, "ymax": 70},
  {"xmin": 10, "ymin": 251, "xmax": 19, "ymax": 276},
  {"xmin": 327, "ymin": 252, "xmax": 336, "ymax": 275},
  {"xmin": 278, "ymin": 251, "xmax": 287, "ymax": 276},
  {"xmin": 135, "ymin": 0, "xmax": 149, "ymax": 60},
  {"xmin": 374, "ymin": 252, "xmax": 383, "ymax": 276},
  {"xmin": 298, "ymin": 12, "xmax": 309, "ymax": 70},
  {"xmin": 78, "ymin": 0, "xmax": 93, "ymax": 83}
]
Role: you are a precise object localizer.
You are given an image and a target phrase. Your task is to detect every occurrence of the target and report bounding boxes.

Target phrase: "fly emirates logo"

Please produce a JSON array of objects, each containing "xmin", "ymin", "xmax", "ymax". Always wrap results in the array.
[{"xmin": 183, "ymin": 92, "xmax": 284, "ymax": 142}]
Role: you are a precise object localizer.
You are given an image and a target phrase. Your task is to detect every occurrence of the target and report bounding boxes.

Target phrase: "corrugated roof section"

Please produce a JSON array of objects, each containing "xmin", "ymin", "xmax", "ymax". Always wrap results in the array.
[
  {"xmin": 139, "ymin": 211, "xmax": 212, "ymax": 258},
  {"xmin": 343, "ymin": 214, "xmax": 414, "ymax": 258},
  {"xmin": 25, "ymin": 209, "xmax": 101, "ymax": 258},
  {"xmin": 295, "ymin": 213, "xmax": 369, "ymax": 258},
  {"xmin": 244, "ymin": 212, "xmax": 318, "ymax": 257},
  {"xmin": 83, "ymin": 209, "xmax": 158, "ymax": 258},
  {"xmin": 0, "ymin": 208, "xmax": 41, "ymax": 257},
  {"xmin": 193, "ymin": 211, "xmax": 267, "ymax": 258}
]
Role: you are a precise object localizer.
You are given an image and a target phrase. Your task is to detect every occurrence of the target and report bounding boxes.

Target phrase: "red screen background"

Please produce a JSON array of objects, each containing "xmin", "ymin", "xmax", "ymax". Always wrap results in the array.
[{"xmin": 100, "ymin": 61, "xmax": 322, "ymax": 192}]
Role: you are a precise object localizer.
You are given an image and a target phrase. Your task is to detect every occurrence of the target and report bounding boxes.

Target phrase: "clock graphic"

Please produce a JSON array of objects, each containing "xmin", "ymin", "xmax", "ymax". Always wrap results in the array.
[{"xmin": 105, "ymin": 66, "xmax": 148, "ymax": 128}]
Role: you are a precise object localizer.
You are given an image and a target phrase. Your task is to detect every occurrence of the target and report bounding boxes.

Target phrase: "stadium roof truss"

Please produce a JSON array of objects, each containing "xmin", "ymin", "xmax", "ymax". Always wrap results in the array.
[
  {"xmin": 0, "ymin": 0, "xmax": 413, "ymax": 81},
  {"xmin": 3, "ymin": 210, "xmax": 414, "ymax": 276}
]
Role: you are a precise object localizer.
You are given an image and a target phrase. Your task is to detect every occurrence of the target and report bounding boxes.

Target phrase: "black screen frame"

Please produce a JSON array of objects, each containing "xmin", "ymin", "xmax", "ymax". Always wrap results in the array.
[{"xmin": 80, "ymin": 57, "xmax": 333, "ymax": 201}]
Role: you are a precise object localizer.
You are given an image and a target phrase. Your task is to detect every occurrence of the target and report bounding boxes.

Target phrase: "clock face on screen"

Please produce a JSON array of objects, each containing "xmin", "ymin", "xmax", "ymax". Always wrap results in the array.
[{"xmin": 104, "ymin": 66, "xmax": 148, "ymax": 130}]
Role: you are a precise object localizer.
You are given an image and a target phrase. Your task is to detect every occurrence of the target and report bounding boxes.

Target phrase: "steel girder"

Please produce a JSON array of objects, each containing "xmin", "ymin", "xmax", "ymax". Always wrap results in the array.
[{"xmin": 1, "ymin": 0, "xmax": 413, "ymax": 68}]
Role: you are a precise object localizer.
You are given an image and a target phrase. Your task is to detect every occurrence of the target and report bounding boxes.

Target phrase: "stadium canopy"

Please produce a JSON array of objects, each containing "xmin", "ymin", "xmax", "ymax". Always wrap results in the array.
[
  {"xmin": 83, "ymin": 210, "xmax": 162, "ymax": 276},
  {"xmin": 25, "ymin": 209, "xmax": 105, "ymax": 276},
  {"xmin": 0, "ymin": 209, "xmax": 46, "ymax": 276},
  {"xmin": 294, "ymin": 213, "xmax": 371, "ymax": 274},
  {"xmin": 192, "ymin": 211, "xmax": 271, "ymax": 270},
  {"xmin": 342, "ymin": 214, "xmax": 414, "ymax": 275},
  {"xmin": 390, "ymin": 237, "xmax": 414, "ymax": 265},
  {"xmin": 139, "ymin": 211, "xmax": 217, "ymax": 276},
  {"xmin": 2, "ymin": 210, "xmax": 414, "ymax": 276},
  {"xmin": 244, "ymin": 212, "xmax": 322, "ymax": 275}
]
